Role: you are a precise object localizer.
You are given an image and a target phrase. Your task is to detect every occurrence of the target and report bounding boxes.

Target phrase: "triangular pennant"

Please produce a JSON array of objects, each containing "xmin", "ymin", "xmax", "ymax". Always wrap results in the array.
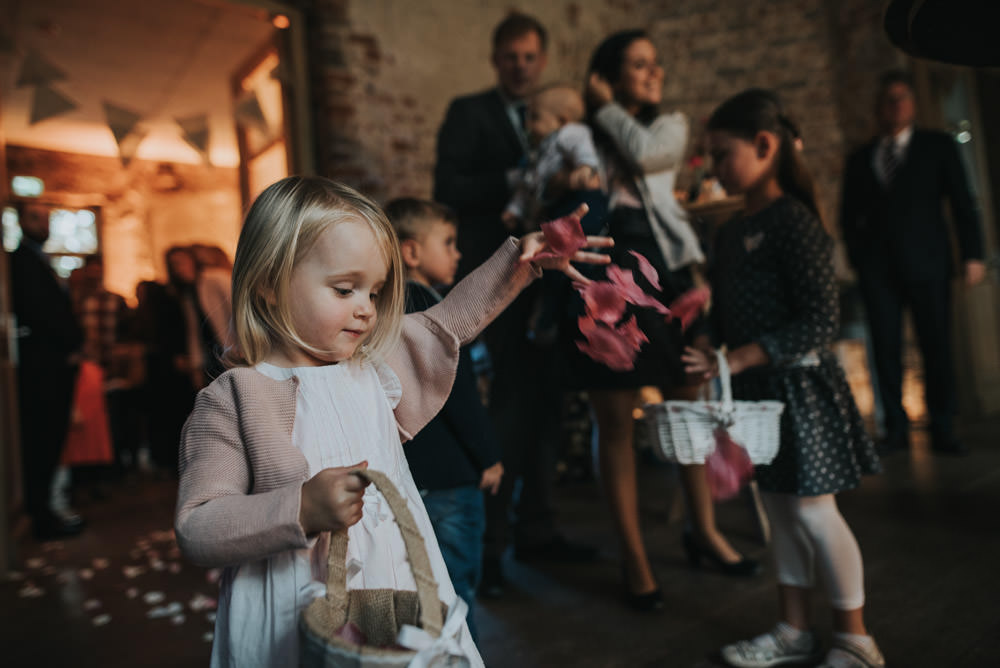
[
  {"xmin": 16, "ymin": 49, "xmax": 67, "ymax": 87},
  {"xmin": 102, "ymin": 101, "xmax": 143, "ymax": 147},
  {"xmin": 234, "ymin": 91, "xmax": 269, "ymax": 134},
  {"xmin": 118, "ymin": 129, "xmax": 148, "ymax": 167},
  {"xmin": 175, "ymin": 113, "xmax": 211, "ymax": 157},
  {"xmin": 29, "ymin": 85, "xmax": 77, "ymax": 125}
]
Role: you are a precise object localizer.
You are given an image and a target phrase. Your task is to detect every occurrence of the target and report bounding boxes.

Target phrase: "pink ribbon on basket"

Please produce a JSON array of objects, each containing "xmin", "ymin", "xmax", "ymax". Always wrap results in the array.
[{"xmin": 705, "ymin": 427, "xmax": 755, "ymax": 500}]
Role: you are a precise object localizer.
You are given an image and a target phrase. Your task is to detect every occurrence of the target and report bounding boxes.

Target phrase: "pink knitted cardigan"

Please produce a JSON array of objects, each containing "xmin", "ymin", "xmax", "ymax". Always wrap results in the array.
[{"xmin": 175, "ymin": 239, "xmax": 539, "ymax": 568}]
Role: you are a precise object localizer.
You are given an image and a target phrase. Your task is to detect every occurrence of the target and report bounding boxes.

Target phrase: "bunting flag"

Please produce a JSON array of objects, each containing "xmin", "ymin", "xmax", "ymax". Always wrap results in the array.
[
  {"xmin": 176, "ymin": 113, "xmax": 211, "ymax": 162},
  {"xmin": 29, "ymin": 85, "xmax": 78, "ymax": 124},
  {"xmin": 16, "ymin": 49, "xmax": 67, "ymax": 87},
  {"xmin": 234, "ymin": 91, "xmax": 269, "ymax": 134},
  {"xmin": 102, "ymin": 101, "xmax": 143, "ymax": 151},
  {"xmin": 118, "ymin": 129, "xmax": 148, "ymax": 167}
]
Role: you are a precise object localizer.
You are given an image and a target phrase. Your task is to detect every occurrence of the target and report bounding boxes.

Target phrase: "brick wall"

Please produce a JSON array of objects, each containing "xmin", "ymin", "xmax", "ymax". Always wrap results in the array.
[{"xmin": 305, "ymin": 0, "xmax": 904, "ymax": 276}]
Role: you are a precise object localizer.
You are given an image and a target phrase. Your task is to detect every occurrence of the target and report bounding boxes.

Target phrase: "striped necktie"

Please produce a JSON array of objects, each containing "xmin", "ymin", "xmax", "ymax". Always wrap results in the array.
[{"xmin": 882, "ymin": 140, "xmax": 900, "ymax": 184}]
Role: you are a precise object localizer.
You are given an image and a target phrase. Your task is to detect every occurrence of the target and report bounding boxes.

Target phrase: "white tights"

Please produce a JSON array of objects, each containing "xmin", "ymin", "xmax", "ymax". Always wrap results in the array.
[{"xmin": 761, "ymin": 492, "xmax": 866, "ymax": 610}]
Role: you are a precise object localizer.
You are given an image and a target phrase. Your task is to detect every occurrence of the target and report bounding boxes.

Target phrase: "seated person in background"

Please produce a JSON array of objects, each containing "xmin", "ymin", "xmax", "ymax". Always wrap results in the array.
[
  {"xmin": 502, "ymin": 84, "xmax": 603, "ymax": 232},
  {"xmin": 385, "ymin": 197, "xmax": 505, "ymax": 642}
]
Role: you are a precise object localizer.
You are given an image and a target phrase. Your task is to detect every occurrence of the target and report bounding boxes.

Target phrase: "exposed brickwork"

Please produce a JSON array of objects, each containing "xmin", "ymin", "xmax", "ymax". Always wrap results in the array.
[{"xmin": 305, "ymin": 0, "xmax": 905, "ymax": 242}]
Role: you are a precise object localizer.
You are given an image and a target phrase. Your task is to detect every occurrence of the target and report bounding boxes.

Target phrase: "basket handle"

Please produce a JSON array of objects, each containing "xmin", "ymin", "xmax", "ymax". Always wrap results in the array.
[
  {"xmin": 324, "ymin": 468, "xmax": 444, "ymax": 637},
  {"xmin": 716, "ymin": 349, "xmax": 734, "ymax": 412}
]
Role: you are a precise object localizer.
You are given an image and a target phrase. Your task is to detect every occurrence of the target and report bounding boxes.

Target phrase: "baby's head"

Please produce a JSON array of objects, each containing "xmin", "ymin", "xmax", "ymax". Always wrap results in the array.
[
  {"xmin": 384, "ymin": 198, "xmax": 461, "ymax": 289},
  {"xmin": 526, "ymin": 84, "xmax": 586, "ymax": 144},
  {"xmin": 232, "ymin": 176, "xmax": 405, "ymax": 367}
]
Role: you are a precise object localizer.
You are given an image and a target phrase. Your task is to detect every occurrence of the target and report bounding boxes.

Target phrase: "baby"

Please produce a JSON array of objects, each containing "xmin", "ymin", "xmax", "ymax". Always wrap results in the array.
[{"xmin": 503, "ymin": 84, "xmax": 601, "ymax": 230}]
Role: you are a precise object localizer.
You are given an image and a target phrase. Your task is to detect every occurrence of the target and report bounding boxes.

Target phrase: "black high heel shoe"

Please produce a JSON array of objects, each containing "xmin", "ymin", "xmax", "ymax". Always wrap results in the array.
[
  {"xmin": 682, "ymin": 531, "xmax": 762, "ymax": 577},
  {"xmin": 621, "ymin": 566, "xmax": 664, "ymax": 612}
]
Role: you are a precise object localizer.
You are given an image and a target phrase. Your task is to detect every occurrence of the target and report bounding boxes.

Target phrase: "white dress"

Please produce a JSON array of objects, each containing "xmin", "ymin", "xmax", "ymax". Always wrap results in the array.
[{"xmin": 210, "ymin": 359, "xmax": 483, "ymax": 667}]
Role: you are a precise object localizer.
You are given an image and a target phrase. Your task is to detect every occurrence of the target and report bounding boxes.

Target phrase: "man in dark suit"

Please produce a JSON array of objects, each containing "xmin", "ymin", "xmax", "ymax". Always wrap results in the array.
[
  {"xmin": 840, "ymin": 70, "xmax": 985, "ymax": 456},
  {"xmin": 9, "ymin": 201, "xmax": 85, "ymax": 539},
  {"xmin": 434, "ymin": 12, "xmax": 595, "ymax": 598}
]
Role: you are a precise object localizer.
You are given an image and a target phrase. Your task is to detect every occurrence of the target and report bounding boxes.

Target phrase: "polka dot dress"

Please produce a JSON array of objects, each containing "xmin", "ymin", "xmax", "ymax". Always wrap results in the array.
[{"xmin": 710, "ymin": 197, "xmax": 879, "ymax": 496}]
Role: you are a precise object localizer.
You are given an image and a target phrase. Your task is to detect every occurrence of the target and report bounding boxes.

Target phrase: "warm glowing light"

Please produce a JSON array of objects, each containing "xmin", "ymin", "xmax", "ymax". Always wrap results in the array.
[
  {"xmin": 11, "ymin": 175, "xmax": 45, "ymax": 197},
  {"xmin": 272, "ymin": 14, "xmax": 290, "ymax": 29}
]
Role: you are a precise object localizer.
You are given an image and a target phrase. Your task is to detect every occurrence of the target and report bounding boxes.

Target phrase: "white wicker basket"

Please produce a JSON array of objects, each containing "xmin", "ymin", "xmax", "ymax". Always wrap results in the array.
[{"xmin": 642, "ymin": 351, "xmax": 784, "ymax": 465}]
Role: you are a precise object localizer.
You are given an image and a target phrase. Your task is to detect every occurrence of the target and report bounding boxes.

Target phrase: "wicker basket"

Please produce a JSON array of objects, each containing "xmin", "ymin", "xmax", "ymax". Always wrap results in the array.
[
  {"xmin": 642, "ymin": 351, "xmax": 784, "ymax": 465},
  {"xmin": 299, "ymin": 469, "xmax": 469, "ymax": 668}
]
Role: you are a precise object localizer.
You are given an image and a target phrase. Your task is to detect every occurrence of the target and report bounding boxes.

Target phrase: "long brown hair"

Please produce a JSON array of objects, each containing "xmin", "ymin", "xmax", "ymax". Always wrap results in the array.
[{"xmin": 707, "ymin": 88, "xmax": 821, "ymax": 220}]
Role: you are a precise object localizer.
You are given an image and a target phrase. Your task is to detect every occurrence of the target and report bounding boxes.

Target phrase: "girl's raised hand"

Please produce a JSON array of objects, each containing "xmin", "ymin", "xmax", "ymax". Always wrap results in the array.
[
  {"xmin": 519, "ymin": 204, "xmax": 614, "ymax": 285},
  {"xmin": 681, "ymin": 345, "xmax": 719, "ymax": 381},
  {"xmin": 299, "ymin": 461, "xmax": 371, "ymax": 535},
  {"xmin": 586, "ymin": 72, "xmax": 614, "ymax": 107}
]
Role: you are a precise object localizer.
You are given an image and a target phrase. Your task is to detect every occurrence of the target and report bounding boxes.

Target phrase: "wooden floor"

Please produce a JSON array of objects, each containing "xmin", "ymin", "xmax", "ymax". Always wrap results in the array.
[{"xmin": 1, "ymin": 417, "xmax": 998, "ymax": 667}]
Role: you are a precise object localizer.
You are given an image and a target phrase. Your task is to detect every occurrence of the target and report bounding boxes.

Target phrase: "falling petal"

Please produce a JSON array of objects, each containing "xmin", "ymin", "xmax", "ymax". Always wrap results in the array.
[
  {"xmin": 607, "ymin": 266, "xmax": 671, "ymax": 314},
  {"xmin": 617, "ymin": 316, "xmax": 649, "ymax": 348},
  {"xmin": 92, "ymin": 558, "xmax": 110, "ymax": 570},
  {"xmin": 126, "ymin": 587, "xmax": 139, "ymax": 599},
  {"xmin": 206, "ymin": 612, "xmax": 217, "ymax": 623},
  {"xmin": 540, "ymin": 212, "xmax": 587, "ymax": 257},
  {"xmin": 123, "ymin": 565, "xmax": 146, "ymax": 579},
  {"xmin": 78, "ymin": 568, "xmax": 94, "ymax": 580},
  {"xmin": 168, "ymin": 562, "xmax": 182, "ymax": 574},
  {"xmin": 151, "ymin": 560, "xmax": 166, "ymax": 572},
  {"xmin": 669, "ymin": 286, "xmax": 711, "ymax": 331},
  {"xmin": 576, "ymin": 316, "xmax": 644, "ymax": 371},
  {"xmin": 206, "ymin": 569, "xmax": 222, "ymax": 584},
  {"xmin": 577, "ymin": 281, "xmax": 626, "ymax": 325},
  {"xmin": 26, "ymin": 558, "xmax": 46, "ymax": 569},
  {"xmin": 18, "ymin": 582, "xmax": 44, "ymax": 598},
  {"xmin": 92, "ymin": 614, "xmax": 112, "ymax": 627},
  {"xmin": 628, "ymin": 251, "xmax": 662, "ymax": 291},
  {"xmin": 143, "ymin": 591, "xmax": 165, "ymax": 605},
  {"xmin": 83, "ymin": 599, "xmax": 101, "ymax": 611},
  {"xmin": 202, "ymin": 632, "xmax": 215, "ymax": 643},
  {"xmin": 171, "ymin": 614, "xmax": 186, "ymax": 625}
]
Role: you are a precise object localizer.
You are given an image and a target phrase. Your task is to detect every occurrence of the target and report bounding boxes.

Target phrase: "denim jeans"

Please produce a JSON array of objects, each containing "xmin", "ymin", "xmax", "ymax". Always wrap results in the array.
[{"xmin": 421, "ymin": 485, "xmax": 485, "ymax": 640}]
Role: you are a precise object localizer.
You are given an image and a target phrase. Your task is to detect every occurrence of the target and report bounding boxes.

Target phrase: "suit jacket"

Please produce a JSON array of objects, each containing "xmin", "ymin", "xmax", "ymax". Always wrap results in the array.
[
  {"xmin": 9, "ymin": 243, "xmax": 82, "ymax": 371},
  {"xmin": 434, "ymin": 88, "xmax": 525, "ymax": 275},
  {"xmin": 840, "ymin": 128, "xmax": 983, "ymax": 283}
]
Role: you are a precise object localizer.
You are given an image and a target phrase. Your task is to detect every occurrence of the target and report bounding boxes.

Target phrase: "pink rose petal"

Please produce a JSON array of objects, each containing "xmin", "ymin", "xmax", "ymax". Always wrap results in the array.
[
  {"xmin": 577, "ymin": 281, "xmax": 626, "ymax": 325},
  {"xmin": 607, "ymin": 265, "xmax": 671, "ymax": 315},
  {"xmin": 706, "ymin": 428, "xmax": 754, "ymax": 500},
  {"xmin": 628, "ymin": 251, "xmax": 662, "ymax": 291},
  {"xmin": 540, "ymin": 213, "xmax": 587, "ymax": 257},
  {"xmin": 334, "ymin": 621, "xmax": 368, "ymax": 646},
  {"xmin": 576, "ymin": 315, "xmax": 644, "ymax": 371},
  {"xmin": 669, "ymin": 286, "xmax": 711, "ymax": 331}
]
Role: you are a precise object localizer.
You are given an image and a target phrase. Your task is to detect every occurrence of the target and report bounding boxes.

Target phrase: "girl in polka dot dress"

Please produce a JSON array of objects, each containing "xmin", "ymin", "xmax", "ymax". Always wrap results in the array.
[{"xmin": 682, "ymin": 89, "xmax": 883, "ymax": 668}]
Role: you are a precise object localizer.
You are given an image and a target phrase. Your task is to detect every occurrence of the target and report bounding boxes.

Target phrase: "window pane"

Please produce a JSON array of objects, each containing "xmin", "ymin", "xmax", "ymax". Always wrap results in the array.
[{"xmin": 44, "ymin": 208, "xmax": 98, "ymax": 254}]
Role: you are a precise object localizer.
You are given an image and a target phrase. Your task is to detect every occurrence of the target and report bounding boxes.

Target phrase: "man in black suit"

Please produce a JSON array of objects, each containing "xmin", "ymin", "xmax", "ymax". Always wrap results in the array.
[
  {"xmin": 840, "ymin": 70, "xmax": 985, "ymax": 456},
  {"xmin": 434, "ymin": 12, "xmax": 595, "ymax": 597},
  {"xmin": 9, "ymin": 201, "xmax": 85, "ymax": 539}
]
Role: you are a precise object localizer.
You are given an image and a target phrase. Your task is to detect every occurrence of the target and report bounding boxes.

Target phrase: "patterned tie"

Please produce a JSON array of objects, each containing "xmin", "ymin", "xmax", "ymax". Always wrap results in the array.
[{"xmin": 882, "ymin": 140, "xmax": 900, "ymax": 185}]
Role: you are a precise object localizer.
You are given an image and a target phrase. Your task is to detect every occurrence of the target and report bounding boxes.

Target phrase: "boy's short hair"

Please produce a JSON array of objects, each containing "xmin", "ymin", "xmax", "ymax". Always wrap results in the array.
[
  {"xmin": 492, "ymin": 11, "xmax": 547, "ymax": 51},
  {"xmin": 384, "ymin": 197, "xmax": 457, "ymax": 242}
]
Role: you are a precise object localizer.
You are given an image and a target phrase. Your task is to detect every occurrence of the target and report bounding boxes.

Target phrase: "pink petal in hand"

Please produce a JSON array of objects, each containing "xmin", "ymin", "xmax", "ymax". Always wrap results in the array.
[
  {"xmin": 577, "ymin": 281, "xmax": 626, "ymax": 325},
  {"xmin": 669, "ymin": 286, "xmax": 711, "ymax": 331},
  {"xmin": 540, "ymin": 212, "xmax": 588, "ymax": 257},
  {"xmin": 607, "ymin": 265, "xmax": 671, "ymax": 315},
  {"xmin": 628, "ymin": 251, "xmax": 662, "ymax": 291}
]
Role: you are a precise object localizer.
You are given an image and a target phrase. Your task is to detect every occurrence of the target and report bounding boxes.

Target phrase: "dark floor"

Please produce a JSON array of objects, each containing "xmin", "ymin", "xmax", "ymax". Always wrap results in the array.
[{"xmin": 2, "ymin": 418, "xmax": 999, "ymax": 667}]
